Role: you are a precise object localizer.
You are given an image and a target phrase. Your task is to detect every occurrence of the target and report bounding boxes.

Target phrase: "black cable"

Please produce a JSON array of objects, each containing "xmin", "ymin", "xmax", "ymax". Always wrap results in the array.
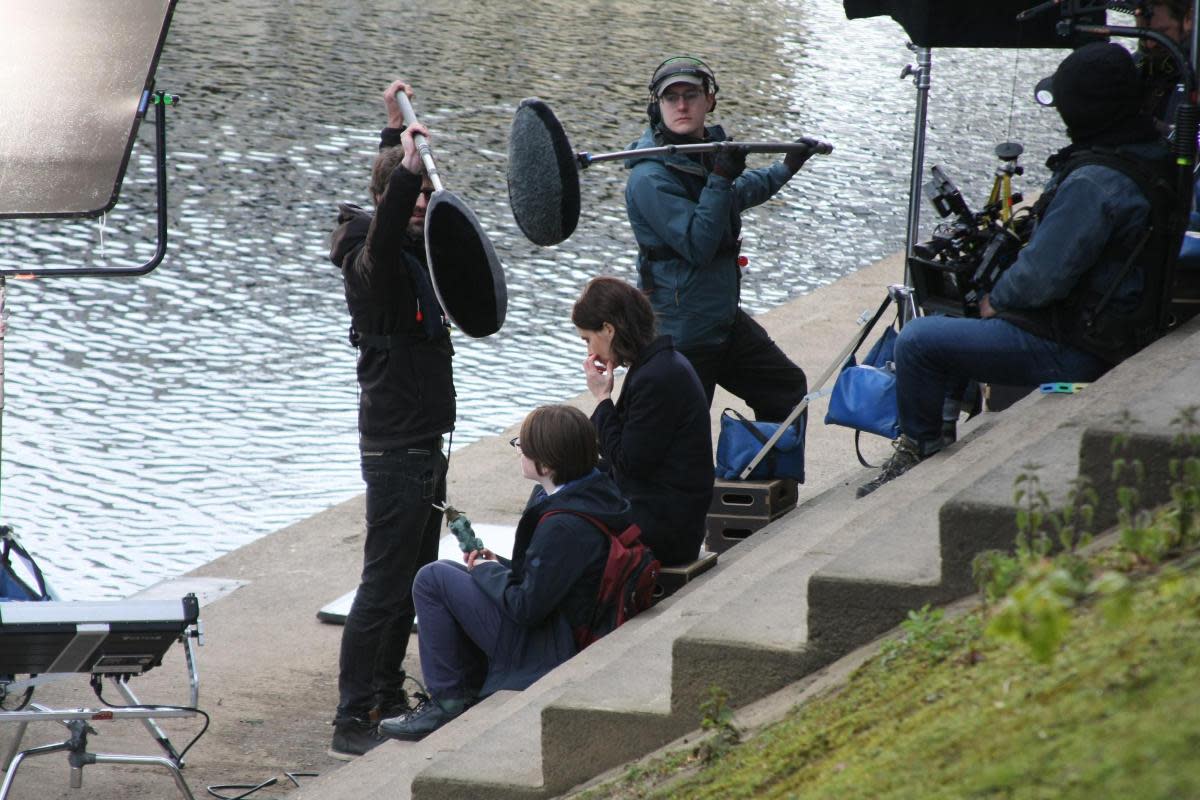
[
  {"xmin": 90, "ymin": 676, "xmax": 211, "ymax": 763},
  {"xmin": 0, "ymin": 678, "xmax": 35, "ymax": 711}
]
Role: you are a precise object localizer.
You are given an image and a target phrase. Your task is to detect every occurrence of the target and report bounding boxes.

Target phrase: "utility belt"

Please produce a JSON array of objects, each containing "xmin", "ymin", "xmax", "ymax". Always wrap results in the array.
[
  {"xmin": 348, "ymin": 326, "xmax": 433, "ymax": 350},
  {"xmin": 637, "ymin": 238, "xmax": 742, "ymax": 291}
]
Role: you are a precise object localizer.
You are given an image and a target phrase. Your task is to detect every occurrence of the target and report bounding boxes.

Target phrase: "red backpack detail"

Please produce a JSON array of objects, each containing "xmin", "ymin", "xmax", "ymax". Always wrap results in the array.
[{"xmin": 539, "ymin": 511, "xmax": 661, "ymax": 650}]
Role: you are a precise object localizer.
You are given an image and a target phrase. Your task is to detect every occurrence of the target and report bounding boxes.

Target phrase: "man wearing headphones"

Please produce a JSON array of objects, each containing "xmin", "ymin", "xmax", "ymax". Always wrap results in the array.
[{"xmin": 624, "ymin": 57, "xmax": 821, "ymax": 423}]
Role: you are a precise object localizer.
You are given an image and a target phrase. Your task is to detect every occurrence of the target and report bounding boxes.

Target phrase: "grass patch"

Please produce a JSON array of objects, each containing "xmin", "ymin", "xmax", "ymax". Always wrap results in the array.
[{"xmin": 575, "ymin": 531, "xmax": 1200, "ymax": 799}]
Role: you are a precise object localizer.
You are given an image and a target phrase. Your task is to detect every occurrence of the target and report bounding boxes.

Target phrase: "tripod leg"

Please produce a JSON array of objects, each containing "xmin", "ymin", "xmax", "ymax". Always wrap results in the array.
[
  {"xmin": 0, "ymin": 740, "xmax": 72, "ymax": 800},
  {"xmin": 0, "ymin": 721, "xmax": 28, "ymax": 771},
  {"xmin": 91, "ymin": 753, "xmax": 196, "ymax": 800}
]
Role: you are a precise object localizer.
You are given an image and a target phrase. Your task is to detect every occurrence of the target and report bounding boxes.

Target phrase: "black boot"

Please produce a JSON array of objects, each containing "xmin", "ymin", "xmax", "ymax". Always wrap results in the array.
[{"xmin": 856, "ymin": 435, "xmax": 925, "ymax": 498}]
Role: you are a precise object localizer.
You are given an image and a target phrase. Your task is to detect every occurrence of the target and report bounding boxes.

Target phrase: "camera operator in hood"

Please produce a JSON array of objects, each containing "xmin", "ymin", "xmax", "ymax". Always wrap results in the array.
[
  {"xmin": 623, "ymin": 56, "xmax": 820, "ymax": 424},
  {"xmin": 859, "ymin": 42, "xmax": 1175, "ymax": 498}
]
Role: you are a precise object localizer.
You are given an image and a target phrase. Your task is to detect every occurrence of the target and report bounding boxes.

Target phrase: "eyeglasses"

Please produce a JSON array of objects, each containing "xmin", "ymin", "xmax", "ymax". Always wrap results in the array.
[
  {"xmin": 418, "ymin": 187, "xmax": 434, "ymax": 199},
  {"xmin": 660, "ymin": 90, "xmax": 704, "ymax": 105},
  {"xmin": 509, "ymin": 436, "xmax": 521, "ymax": 451}
]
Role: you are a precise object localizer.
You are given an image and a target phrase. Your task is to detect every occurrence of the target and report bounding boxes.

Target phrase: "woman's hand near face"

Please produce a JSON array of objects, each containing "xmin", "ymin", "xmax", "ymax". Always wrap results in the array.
[{"xmin": 582, "ymin": 354, "xmax": 615, "ymax": 402}]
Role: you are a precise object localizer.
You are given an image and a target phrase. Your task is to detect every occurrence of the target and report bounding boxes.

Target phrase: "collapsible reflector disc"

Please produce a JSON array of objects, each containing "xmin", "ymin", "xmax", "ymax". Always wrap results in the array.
[{"xmin": 425, "ymin": 189, "xmax": 507, "ymax": 338}]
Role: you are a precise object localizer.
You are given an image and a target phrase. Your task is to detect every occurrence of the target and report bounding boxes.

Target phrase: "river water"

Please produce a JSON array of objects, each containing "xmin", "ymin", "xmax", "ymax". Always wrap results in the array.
[{"xmin": 0, "ymin": 1, "xmax": 1078, "ymax": 599}]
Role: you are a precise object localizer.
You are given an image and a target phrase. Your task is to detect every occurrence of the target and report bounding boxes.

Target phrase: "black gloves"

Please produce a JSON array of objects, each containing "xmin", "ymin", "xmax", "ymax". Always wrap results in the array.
[
  {"xmin": 784, "ymin": 137, "xmax": 820, "ymax": 174},
  {"xmin": 712, "ymin": 143, "xmax": 749, "ymax": 180}
]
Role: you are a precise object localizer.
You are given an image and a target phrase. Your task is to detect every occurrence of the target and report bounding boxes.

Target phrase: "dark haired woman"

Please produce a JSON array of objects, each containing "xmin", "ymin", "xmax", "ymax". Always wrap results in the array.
[
  {"xmin": 379, "ymin": 404, "xmax": 630, "ymax": 741},
  {"xmin": 572, "ymin": 276, "xmax": 713, "ymax": 566}
]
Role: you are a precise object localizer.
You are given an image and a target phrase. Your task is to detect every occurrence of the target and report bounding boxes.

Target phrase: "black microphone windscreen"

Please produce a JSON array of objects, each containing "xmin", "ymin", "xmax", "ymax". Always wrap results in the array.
[{"xmin": 507, "ymin": 98, "xmax": 580, "ymax": 247}]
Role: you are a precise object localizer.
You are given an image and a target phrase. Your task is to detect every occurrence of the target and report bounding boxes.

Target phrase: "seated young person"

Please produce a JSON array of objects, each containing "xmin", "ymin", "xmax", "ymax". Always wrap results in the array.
[
  {"xmin": 378, "ymin": 404, "xmax": 631, "ymax": 741},
  {"xmin": 573, "ymin": 277, "xmax": 713, "ymax": 566}
]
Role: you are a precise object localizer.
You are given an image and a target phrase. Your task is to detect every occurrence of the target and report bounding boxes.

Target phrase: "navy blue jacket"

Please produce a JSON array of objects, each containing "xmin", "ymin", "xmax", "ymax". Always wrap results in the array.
[
  {"xmin": 591, "ymin": 336, "xmax": 712, "ymax": 565},
  {"xmin": 470, "ymin": 470, "xmax": 630, "ymax": 695}
]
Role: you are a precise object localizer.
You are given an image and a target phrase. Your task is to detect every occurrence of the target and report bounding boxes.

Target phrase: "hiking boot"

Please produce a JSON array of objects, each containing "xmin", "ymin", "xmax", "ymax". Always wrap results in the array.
[
  {"xmin": 856, "ymin": 435, "xmax": 925, "ymax": 499},
  {"xmin": 328, "ymin": 717, "xmax": 385, "ymax": 761},
  {"xmin": 378, "ymin": 696, "xmax": 465, "ymax": 742}
]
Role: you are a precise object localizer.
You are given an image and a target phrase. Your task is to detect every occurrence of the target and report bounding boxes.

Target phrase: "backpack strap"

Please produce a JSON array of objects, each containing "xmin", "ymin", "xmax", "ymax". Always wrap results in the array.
[
  {"xmin": 540, "ymin": 509, "xmax": 613, "ymax": 536},
  {"xmin": 853, "ymin": 430, "xmax": 879, "ymax": 469},
  {"xmin": 541, "ymin": 510, "xmax": 646, "ymax": 549},
  {"xmin": 843, "ymin": 294, "xmax": 894, "ymax": 367}
]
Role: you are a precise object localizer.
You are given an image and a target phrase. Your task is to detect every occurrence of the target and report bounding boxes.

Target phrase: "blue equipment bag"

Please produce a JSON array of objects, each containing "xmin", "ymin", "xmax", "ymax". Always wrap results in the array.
[
  {"xmin": 825, "ymin": 324, "xmax": 900, "ymax": 441},
  {"xmin": 1, "ymin": 527, "xmax": 50, "ymax": 601},
  {"xmin": 715, "ymin": 408, "xmax": 806, "ymax": 482}
]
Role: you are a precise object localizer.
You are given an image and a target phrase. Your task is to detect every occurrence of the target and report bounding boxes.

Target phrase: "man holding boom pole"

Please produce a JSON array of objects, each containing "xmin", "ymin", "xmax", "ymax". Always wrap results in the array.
[
  {"xmin": 624, "ymin": 56, "xmax": 822, "ymax": 423},
  {"xmin": 326, "ymin": 80, "xmax": 455, "ymax": 759}
]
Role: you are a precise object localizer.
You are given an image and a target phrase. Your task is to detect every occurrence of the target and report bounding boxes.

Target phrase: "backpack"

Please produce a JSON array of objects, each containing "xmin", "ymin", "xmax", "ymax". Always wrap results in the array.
[{"xmin": 540, "ymin": 511, "xmax": 661, "ymax": 650}]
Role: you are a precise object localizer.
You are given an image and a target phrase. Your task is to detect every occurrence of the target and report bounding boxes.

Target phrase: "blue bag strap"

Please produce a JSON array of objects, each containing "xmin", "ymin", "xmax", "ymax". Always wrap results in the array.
[
  {"xmin": 724, "ymin": 408, "xmax": 777, "ymax": 475},
  {"xmin": 843, "ymin": 294, "xmax": 894, "ymax": 369}
]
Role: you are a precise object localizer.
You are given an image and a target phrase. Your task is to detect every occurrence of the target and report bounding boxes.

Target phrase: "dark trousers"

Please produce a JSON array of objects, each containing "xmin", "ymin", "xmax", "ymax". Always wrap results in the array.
[
  {"xmin": 412, "ymin": 560, "xmax": 501, "ymax": 702},
  {"xmin": 335, "ymin": 442, "xmax": 446, "ymax": 723},
  {"xmin": 682, "ymin": 309, "xmax": 808, "ymax": 422}
]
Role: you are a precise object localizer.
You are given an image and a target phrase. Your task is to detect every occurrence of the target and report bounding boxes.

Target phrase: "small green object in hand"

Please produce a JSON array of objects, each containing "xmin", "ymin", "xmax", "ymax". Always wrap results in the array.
[{"xmin": 444, "ymin": 505, "xmax": 485, "ymax": 553}]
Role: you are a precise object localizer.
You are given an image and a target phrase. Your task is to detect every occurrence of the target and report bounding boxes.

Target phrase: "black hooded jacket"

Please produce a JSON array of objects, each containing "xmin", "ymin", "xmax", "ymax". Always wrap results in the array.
[{"xmin": 329, "ymin": 165, "xmax": 455, "ymax": 450}]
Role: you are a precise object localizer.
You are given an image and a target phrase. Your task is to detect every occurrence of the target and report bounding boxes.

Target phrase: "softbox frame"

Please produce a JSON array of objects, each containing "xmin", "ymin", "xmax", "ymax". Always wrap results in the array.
[
  {"xmin": 843, "ymin": 0, "xmax": 1102, "ymax": 48},
  {"xmin": 0, "ymin": 0, "xmax": 177, "ymax": 219}
]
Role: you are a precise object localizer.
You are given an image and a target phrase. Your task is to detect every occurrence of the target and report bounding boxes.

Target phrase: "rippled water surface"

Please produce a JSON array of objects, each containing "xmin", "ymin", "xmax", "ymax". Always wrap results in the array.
[{"xmin": 0, "ymin": 1, "xmax": 1081, "ymax": 598}]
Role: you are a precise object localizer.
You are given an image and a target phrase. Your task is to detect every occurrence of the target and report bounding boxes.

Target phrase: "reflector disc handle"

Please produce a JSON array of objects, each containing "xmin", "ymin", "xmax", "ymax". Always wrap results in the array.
[{"xmin": 395, "ymin": 91, "xmax": 444, "ymax": 192}]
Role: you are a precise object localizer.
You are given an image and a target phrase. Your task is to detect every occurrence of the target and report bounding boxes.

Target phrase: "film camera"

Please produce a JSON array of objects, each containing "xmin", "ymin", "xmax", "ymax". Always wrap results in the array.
[{"xmin": 909, "ymin": 142, "xmax": 1036, "ymax": 317}]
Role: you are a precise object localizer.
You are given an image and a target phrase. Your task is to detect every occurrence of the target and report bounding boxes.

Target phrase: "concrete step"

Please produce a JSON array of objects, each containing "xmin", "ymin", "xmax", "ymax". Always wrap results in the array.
[
  {"xmin": 809, "ymin": 316, "xmax": 1200, "ymax": 658},
  {"xmin": 410, "ymin": 413, "xmax": 1035, "ymax": 796},
  {"xmin": 411, "ymin": 482, "xmax": 857, "ymax": 797},
  {"xmin": 305, "ymin": 316, "xmax": 1200, "ymax": 800},
  {"xmin": 1079, "ymin": 355, "xmax": 1200, "ymax": 524},
  {"xmin": 289, "ymin": 689, "xmax": 522, "ymax": 800}
]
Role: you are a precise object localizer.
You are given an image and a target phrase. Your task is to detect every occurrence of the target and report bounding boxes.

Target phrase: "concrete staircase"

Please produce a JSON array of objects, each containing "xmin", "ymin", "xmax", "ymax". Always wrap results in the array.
[{"xmin": 290, "ymin": 316, "xmax": 1200, "ymax": 800}]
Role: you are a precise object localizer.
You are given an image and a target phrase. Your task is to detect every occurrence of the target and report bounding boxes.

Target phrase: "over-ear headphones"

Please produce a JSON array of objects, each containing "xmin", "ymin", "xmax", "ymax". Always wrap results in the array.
[{"xmin": 647, "ymin": 56, "xmax": 718, "ymax": 121}]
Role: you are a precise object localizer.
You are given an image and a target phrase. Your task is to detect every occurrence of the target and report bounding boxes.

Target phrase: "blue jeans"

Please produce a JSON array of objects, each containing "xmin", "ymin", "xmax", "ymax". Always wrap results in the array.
[
  {"xmin": 412, "ymin": 560, "xmax": 502, "ymax": 701},
  {"xmin": 335, "ymin": 441, "xmax": 446, "ymax": 723},
  {"xmin": 895, "ymin": 316, "xmax": 1110, "ymax": 449}
]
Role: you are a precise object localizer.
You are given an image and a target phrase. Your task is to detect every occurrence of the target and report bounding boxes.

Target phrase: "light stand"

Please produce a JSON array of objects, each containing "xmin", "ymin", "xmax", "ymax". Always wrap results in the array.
[
  {"xmin": 0, "ymin": 5, "xmax": 201, "ymax": 798},
  {"xmin": 900, "ymin": 43, "xmax": 932, "ymax": 300}
]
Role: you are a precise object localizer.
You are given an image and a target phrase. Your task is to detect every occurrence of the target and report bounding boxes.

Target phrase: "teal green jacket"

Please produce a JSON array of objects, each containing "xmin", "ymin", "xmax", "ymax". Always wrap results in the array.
[{"xmin": 624, "ymin": 125, "xmax": 794, "ymax": 350}]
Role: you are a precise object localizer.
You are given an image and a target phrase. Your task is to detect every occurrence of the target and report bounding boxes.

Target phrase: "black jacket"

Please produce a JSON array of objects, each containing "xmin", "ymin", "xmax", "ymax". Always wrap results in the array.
[
  {"xmin": 470, "ymin": 470, "xmax": 629, "ymax": 695},
  {"xmin": 591, "ymin": 336, "xmax": 713, "ymax": 565},
  {"xmin": 329, "ymin": 165, "xmax": 455, "ymax": 450}
]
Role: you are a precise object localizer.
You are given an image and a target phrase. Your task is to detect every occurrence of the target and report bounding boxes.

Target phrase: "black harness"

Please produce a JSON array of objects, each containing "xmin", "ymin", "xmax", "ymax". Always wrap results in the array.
[{"xmin": 1002, "ymin": 146, "xmax": 1177, "ymax": 363}]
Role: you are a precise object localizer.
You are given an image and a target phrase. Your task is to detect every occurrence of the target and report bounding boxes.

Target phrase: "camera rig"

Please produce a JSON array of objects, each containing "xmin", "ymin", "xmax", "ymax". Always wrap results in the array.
[{"xmin": 908, "ymin": 143, "xmax": 1036, "ymax": 317}]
